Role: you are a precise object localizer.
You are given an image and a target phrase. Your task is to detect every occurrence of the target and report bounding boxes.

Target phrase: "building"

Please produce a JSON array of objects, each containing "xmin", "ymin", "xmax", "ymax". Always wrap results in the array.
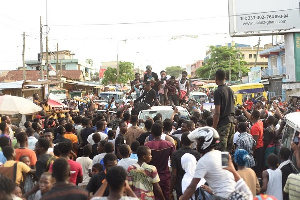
[
  {"xmin": 101, "ymin": 61, "xmax": 118, "ymax": 69},
  {"xmin": 259, "ymin": 45, "xmax": 286, "ymax": 100},
  {"xmin": 190, "ymin": 60, "xmax": 204, "ymax": 78},
  {"xmin": 25, "ymin": 50, "xmax": 92, "ymax": 81}
]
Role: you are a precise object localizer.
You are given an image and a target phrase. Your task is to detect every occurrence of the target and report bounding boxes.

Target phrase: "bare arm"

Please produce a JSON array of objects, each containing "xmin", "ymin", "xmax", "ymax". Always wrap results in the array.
[
  {"xmin": 292, "ymin": 143, "xmax": 300, "ymax": 168},
  {"xmin": 186, "ymin": 80, "xmax": 190, "ymax": 96},
  {"xmin": 242, "ymin": 107, "xmax": 251, "ymax": 120},
  {"xmin": 153, "ymin": 182, "xmax": 165, "ymax": 200},
  {"xmin": 93, "ymin": 180, "xmax": 107, "ymax": 197},
  {"xmin": 213, "ymin": 105, "xmax": 220, "ymax": 129},
  {"xmin": 169, "ymin": 168, "xmax": 177, "ymax": 199},
  {"xmin": 260, "ymin": 170, "xmax": 268, "ymax": 193}
]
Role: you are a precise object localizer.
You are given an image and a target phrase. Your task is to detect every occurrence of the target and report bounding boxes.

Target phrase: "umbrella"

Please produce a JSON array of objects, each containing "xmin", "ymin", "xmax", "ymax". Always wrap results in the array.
[
  {"xmin": 48, "ymin": 99, "xmax": 64, "ymax": 108},
  {"xmin": 0, "ymin": 95, "xmax": 42, "ymax": 115}
]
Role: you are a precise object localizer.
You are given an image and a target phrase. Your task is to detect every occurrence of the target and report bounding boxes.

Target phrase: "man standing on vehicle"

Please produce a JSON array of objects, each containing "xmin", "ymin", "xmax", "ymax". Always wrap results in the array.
[
  {"xmin": 179, "ymin": 71, "xmax": 190, "ymax": 104},
  {"xmin": 212, "ymin": 69, "xmax": 235, "ymax": 152},
  {"xmin": 133, "ymin": 82, "xmax": 156, "ymax": 115},
  {"xmin": 165, "ymin": 76, "xmax": 181, "ymax": 106},
  {"xmin": 158, "ymin": 70, "xmax": 167, "ymax": 105},
  {"xmin": 144, "ymin": 65, "xmax": 159, "ymax": 94}
]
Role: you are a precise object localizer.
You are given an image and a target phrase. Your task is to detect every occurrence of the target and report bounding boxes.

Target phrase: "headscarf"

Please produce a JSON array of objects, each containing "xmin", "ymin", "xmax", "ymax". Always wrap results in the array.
[
  {"xmin": 253, "ymin": 194, "xmax": 277, "ymax": 200},
  {"xmin": 228, "ymin": 190, "xmax": 249, "ymax": 200},
  {"xmin": 181, "ymin": 153, "xmax": 198, "ymax": 194},
  {"xmin": 234, "ymin": 149, "xmax": 251, "ymax": 167}
]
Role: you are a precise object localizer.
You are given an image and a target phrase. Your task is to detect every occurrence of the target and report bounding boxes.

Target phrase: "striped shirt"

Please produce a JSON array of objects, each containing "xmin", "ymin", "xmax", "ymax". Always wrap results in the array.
[{"xmin": 284, "ymin": 173, "xmax": 300, "ymax": 200}]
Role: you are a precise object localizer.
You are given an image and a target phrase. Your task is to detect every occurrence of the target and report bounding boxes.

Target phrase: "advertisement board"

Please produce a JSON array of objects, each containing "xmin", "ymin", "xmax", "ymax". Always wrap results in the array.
[
  {"xmin": 229, "ymin": 0, "xmax": 300, "ymax": 36},
  {"xmin": 249, "ymin": 67, "xmax": 262, "ymax": 83}
]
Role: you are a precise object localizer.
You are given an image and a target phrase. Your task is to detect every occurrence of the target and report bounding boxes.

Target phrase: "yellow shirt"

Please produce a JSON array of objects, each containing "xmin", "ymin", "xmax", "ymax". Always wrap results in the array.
[
  {"xmin": 64, "ymin": 133, "xmax": 78, "ymax": 144},
  {"xmin": 4, "ymin": 160, "xmax": 31, "ymax": 185}
]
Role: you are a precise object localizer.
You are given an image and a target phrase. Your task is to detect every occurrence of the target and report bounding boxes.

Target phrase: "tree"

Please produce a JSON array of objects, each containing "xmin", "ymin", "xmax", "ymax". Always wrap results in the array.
[
  {"xmin": 165, "ymin": 66, "xmax": 185, "ymax": 78},
  {"xmin": 86, "ymin": 59, "xmax": 93, "ymax": 66},
  {"xmin": 196, "ymin": 46, "xmax": 249, "ymax": 82},
  {"xmin": 101, "ymin": 61, "xmax": 134, "ymax": 85}
]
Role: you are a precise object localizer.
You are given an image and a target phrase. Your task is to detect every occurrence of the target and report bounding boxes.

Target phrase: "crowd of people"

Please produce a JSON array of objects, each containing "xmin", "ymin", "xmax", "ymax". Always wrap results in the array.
[{"xmin": 0, "ymin": 68, "xmax": 300, "ymax": 200}]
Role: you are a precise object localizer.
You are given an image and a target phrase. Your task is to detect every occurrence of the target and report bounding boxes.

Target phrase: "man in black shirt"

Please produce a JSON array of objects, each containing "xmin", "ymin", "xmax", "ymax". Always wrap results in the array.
[
  {"xmin": 53, "ymin": 126, "xmax": 72, "ymax": 145},
  {"xmin": 80, "ymin": 118, "xmax": 95, "ymax": 146},
  {"xmin": 135, "ymin": 82, "xmax": 156, "ymax": 107},
  {"xmin": 144, "ymin": 65, "xmax": 159, "ymax": 93},
  {"xmin": 86, "ymin": 153, "xmax": 118, "ymax": 196},
  {"xmin": 136, "ymin": 119, "xmax": 153, "ymax": 145},
  {"xmin": 170, "ymin": 133, "xmax": 201, "ymax": 199},
  {"xmin": 213, "ymin": 69, "xmax": 235, "ymax": 152}
]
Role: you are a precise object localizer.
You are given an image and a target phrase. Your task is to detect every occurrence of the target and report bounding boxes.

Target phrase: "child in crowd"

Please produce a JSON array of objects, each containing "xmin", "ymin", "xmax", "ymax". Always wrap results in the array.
[
  {"xmin": 76, "ymin": 144, "xmax": 93, "ymax": 188},
  {"xmin": 107, "ymin": 130, "xmax": 115, "ymax": 147},
  {"xmin": 261, "ymin": 154, "xmax": 283, "ymax": 200},
  {"xmin": 117, "ymin": 144, "xmax": 137, "ymax": 170},
  {"xmin": 91, "ymin": 163, "xmax": 104, "ymax": 177},
  {"xmin": 19, "ymin": 155, "xmax": 35, "ymax": 200},
  {"xmin": 13, "ymin": 186, "xmax": 23, "ymax": 200},
  {"xmin": 129, "ymin": 140, "xmax": 140, "ymax": 160},
  {"xmin": 33, "ymin": 172, "xmax": 55, "ymax": 200},
  {"xmin": 127, "ymin": 146, "xmax": 164, "ymax": 200}
]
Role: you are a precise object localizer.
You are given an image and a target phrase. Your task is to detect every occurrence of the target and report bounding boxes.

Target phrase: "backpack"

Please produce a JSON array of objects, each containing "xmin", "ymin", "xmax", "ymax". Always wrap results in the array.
[{"xmin": 0, "ymin": 162, "xmax": 18, "ymax": 184}]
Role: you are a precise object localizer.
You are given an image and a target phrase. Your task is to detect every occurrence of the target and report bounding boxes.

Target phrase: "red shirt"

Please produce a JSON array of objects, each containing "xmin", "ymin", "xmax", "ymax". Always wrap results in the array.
[
  {"xmin": 250, "ymin": 120, "xmax": 264, "ymax": 149},
  {"xmin": 246, "ymin": 100, "xmax": 253, "ymax": 110},
  {"xmin": 50, "ymin": 159, "xmax": 83, "ymax": 185}
]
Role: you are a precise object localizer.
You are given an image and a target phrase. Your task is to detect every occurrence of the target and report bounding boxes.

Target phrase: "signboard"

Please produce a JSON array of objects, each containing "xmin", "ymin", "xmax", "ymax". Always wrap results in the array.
[
  {"xmin": 229, "ymin": 0, "xmax": 300, "ymax": 36},
  {"xmin": 295, "ymin": 33, "xmax": 300, "ymax": 81},
  {"xmin": 249, "ymin": 67, "xmax": 262, "ymax": 83}
]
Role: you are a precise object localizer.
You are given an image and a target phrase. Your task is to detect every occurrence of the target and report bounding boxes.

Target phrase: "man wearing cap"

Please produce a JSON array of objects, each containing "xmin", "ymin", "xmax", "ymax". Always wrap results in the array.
[{"xmin": 144, "ymin": 65, "xmax": 159, "ymax": 93}]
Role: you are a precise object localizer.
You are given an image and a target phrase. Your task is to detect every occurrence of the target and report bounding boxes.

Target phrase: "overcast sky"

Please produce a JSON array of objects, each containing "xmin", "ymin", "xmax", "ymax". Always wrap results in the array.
[{"xmin": 0, "ymin": 0, "xmax": 272, "ymax": 73}]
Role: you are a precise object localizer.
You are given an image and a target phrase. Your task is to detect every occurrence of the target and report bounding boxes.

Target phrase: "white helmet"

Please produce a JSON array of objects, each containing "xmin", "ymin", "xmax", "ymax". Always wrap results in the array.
[{"xmin": 188, "ymin": 126, "xmax": 220, "ymax": 151}]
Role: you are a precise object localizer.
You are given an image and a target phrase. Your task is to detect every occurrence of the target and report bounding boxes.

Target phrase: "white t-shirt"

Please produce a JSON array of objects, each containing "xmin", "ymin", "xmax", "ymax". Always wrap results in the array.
[
  {"xmin": 194, "ymin": 150, "xmax": 236, "ymax": 199},
  {"xmin": 233, "ymin": 131, "xmax": 240, "ymax": 144},
  {"xmin": 87, "ymin": 132, "xmax": 108, "ymax": 145},
  {"xmin": 117, "ymin": 157, "xmax": 137, "ymax": 171},
  {"xmin": 28, "ymin": 136, "xmax": 38, "ymax": 150},
  {"xmin": 76, "ymin": 156, "xmax": 93, "ymax": 186},
  {"xmin": 93, "ymin": 153, "xmax": 107, "ymax": 164}
]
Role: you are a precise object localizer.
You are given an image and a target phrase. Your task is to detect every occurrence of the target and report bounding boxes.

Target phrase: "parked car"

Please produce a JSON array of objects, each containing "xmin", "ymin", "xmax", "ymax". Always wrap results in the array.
[{"xmin": 138, "ymin": 106, "xmax": 189, "ymax": 121}]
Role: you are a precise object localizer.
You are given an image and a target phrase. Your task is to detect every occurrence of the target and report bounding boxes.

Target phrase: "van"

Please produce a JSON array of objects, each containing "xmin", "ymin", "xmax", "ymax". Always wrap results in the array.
[
  {"xmin": 280, "ymin": 112, "xmax": 300, "ymax": 170},
  {"xmin": 230, "ymin": 83, "xmax": 267, "ymax": 105}
]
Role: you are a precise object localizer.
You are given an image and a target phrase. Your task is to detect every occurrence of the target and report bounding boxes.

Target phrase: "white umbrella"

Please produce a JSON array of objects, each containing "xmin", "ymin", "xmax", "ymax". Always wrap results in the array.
[{"xmin": 0, "ymin": 95, "xmax": 42, "ymax": 115}]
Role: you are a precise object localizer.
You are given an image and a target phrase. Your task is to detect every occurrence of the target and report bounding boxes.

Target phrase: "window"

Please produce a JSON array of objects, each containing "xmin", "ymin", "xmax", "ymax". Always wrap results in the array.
[
  {"xmin": 254, "ymin": 54, "xmax": 257, "ymax": 59},
  {"xmin": 249, "ymin": 54, "xmax": 252, "ymax": 59}
]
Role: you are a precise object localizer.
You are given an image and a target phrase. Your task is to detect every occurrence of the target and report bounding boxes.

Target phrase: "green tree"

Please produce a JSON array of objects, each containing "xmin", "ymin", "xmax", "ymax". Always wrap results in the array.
[
  {"xmin": 196, "ymin": 46, "xmax": 249, "ymax": 82},
  {"xmin": 86, "ymin": 59, "xmax": 93, "ymax": 66},
  {"xmin": 101, "ymin": 61, "xmax": 134, "ymax": 85},
  {"xmin": 165, "ymin": 66, "xmax": 185, "ymax": 78}
]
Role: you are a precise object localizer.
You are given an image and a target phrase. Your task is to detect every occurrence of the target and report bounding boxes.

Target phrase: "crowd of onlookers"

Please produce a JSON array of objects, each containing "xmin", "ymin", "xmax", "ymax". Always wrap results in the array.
[{"xmin": 0, "ymin": 69, "xmax": 300, "ymax": 200}]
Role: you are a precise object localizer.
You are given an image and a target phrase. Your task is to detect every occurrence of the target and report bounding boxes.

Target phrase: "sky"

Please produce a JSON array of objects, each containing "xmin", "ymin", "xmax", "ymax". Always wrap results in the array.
[{"xmin": 0, "ymin": 0, "xmax": 272, "ymax": 74}]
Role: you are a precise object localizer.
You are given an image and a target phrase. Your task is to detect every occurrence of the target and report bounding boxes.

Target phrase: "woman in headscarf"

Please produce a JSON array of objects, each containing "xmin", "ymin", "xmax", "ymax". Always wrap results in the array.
[
  {"xmin": 181, "ymin": 153, "xmax": 207, "ymax": 200},
  {"xmin": 234, "ymin": 149, "xmax": 260, "ymax": 197}
]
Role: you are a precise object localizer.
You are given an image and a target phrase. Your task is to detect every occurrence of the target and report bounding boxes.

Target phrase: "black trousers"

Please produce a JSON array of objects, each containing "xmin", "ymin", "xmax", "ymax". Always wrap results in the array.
[{"xmin": 254, "ymin": 147, "xmax": 265, "ymax": 178}]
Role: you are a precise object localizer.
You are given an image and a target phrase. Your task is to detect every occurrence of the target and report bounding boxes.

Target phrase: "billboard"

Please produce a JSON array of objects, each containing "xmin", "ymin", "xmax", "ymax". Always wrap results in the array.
[
  {"xmin": 229, "ymin": 0, "xmax": 300, "ymax": 36},
  {"xmin": 248, "ymin": 67, "xmax": 262, "ymax": 83}
]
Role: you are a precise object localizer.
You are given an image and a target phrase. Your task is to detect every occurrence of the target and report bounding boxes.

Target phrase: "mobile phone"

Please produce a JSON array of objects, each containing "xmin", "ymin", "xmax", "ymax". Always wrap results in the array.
[
  {"xmin": 293, "ymin": 135, "xmax": 299, "ymax": 145},
  {"xmin": 221, "ymin": 152, "xmax": 229, "ymax": 168}
]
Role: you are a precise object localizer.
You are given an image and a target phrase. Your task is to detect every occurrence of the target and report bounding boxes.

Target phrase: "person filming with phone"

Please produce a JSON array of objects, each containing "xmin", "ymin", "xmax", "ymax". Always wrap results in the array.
[{"xmin": 179, "ymin": 127, "xmax": 236, "ymax": 200}]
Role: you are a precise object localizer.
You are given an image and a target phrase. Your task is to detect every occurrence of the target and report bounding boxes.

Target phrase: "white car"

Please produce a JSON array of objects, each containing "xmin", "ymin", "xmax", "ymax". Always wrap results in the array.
[
  {"xmin": 189, "ymin": 92, "xmax": 209, "ymax": 103},
  {"xmin": 138, "ymin": 106, "xmax": 190, "ymax": 121}
]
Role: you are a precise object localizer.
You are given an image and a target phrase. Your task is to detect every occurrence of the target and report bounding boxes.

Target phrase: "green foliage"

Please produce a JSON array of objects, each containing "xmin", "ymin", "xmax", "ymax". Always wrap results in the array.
[
  {"xmin": 165, "ymin": 66, "xmax": 185, "ymax": 78},
  {"xmin": 101, "ymin": 61, "xmax": 135, "ymax": 85},
  {"xmin": 196, "ymin": 46, "xmax": 249, "ymax": 81},
  {"xmin": 86, "ymin": 59, "xmax": 93, "ymax": 66}
]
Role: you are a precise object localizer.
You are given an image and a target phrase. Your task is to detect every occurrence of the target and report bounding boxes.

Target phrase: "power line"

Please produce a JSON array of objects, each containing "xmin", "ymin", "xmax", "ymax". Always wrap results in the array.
[{"xmin": 49, "ymin": 7, "xmax": 300, "ymax": 27}]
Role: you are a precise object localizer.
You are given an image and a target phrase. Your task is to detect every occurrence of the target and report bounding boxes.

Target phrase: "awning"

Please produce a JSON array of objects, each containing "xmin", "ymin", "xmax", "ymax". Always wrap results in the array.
[
  {"xmin": 48, "ymin": 99, "xmax": 64, "ymax": 108},
  {"xmin": 259, "ymin": 45, "xmax": 285, "ymax": 58}
]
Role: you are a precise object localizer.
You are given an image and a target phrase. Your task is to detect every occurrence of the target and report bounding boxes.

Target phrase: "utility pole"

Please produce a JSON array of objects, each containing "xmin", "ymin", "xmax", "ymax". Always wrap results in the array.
[
  {"xmin": 254, "ymin": 37, "xmax": 261, "ymax": 67},
  {"xmin": 56, "ymin": 43, "xmax": 59, "ymax": 80},
  {"xmin": 229, "ymin": 56, "xmax": 231, "ymax": 84},
  {"xmin": 40, "ymin": 16, "xmax": 44, "ymax": 80},
  {"xmin": 117, "ymin": 42, "xmax": 119, "ymax": 84},
  {"xmin": 22, "ymin": 32, "xmax": 26, "ymax": 81},
  {"xmin": 46, "ymin": 36, "xmax": 49, "ymax": 79},
  {"xmin": 238, "ymin": 53, "xmax": 242, "ymax": 83},
  {"xmin": 60, "ymin": 60, "xmax": 62, "ymax": 87}
]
